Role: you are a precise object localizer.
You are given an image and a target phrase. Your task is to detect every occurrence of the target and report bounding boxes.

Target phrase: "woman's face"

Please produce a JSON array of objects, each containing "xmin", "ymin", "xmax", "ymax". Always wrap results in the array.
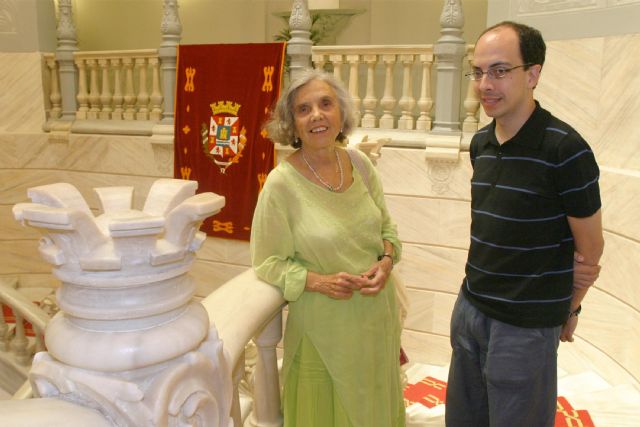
[{"xmin": 292, "ymin": 79, "xmax": 342, "ymax": 150}]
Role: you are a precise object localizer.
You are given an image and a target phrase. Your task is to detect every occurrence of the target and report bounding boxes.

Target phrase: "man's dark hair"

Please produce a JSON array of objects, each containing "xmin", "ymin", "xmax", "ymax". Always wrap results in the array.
[{"xmin": 480, "ymin": 21, "xmax": 546, "ymax": 69}]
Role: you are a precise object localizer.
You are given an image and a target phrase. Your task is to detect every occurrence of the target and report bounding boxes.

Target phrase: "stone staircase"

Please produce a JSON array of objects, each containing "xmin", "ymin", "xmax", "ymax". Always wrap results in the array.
[{"xmin": 403, "ymin": 363, "xmax": 640, "ymax": 427}]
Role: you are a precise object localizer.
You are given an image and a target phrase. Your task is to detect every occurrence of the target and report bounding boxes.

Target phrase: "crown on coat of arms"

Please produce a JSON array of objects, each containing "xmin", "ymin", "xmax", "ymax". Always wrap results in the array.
[{"xmin": 210, "ymin": 101, "xmax": 241, "ymax": 116}]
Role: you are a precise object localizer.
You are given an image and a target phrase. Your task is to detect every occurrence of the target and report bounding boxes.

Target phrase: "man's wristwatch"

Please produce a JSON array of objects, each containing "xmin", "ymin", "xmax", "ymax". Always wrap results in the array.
[{"xmin": 569, "ymin": 304, "xmax": 582, "ymax": 318}]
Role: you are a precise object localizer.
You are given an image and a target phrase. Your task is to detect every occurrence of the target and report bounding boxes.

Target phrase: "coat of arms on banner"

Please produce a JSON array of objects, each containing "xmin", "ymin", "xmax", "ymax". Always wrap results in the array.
[{"xmin": 202, "ymin": 100, "xmax": 247, "ymax": 173}]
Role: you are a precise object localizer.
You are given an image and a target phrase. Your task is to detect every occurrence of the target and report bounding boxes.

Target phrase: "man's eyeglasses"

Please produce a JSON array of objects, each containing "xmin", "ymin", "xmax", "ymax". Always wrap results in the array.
[{"xmin": 465, "ymin": 64, "xmax": 533, "ymax": 81}]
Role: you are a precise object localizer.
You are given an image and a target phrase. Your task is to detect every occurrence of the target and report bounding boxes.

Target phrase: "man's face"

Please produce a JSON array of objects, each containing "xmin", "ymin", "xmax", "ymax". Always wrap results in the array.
[{"xmin": 471, "ymin": 27, "xmax": 540, "ymax": 125}]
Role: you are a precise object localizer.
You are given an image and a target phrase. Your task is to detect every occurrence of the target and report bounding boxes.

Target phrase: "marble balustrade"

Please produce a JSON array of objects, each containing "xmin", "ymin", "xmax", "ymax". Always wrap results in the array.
[
  {"xmin": 43, "ymin": 50, "xmax": 163, "ymax": 136},
  {"xmin": 40, "ymin": 44, "xmax": 482, "ymax": 141}
]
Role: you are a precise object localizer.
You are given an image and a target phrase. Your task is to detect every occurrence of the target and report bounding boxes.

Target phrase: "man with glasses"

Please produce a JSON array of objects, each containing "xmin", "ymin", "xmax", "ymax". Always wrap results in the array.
[{"xmin": 445, "ymin": 21, "xmax": 604, "ymax": 426}]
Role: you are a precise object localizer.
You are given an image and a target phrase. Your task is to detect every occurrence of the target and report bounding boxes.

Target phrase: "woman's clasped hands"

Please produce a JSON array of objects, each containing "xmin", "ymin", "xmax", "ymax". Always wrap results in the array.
[{"xmin": 306, "ymin": 258, "xmax": 393, "ymax": 299}]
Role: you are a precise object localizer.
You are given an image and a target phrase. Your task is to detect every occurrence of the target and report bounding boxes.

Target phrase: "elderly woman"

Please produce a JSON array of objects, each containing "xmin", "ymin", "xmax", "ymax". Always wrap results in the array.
[{"xmin": 250, "ymin": 70, "xmax": 404, "ymax": 427}]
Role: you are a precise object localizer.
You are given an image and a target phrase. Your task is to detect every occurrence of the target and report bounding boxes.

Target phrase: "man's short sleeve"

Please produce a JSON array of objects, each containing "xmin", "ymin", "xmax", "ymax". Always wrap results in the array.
[{"xmin": 555, "ymin": 133, "xmax": 601, "ymax": 218}]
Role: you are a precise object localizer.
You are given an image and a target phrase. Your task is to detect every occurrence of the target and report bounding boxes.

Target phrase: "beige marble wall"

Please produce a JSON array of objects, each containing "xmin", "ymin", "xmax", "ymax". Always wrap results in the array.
[{"xmin": 2, "ymin": 31, "xmax": 640, "ymax": 389}]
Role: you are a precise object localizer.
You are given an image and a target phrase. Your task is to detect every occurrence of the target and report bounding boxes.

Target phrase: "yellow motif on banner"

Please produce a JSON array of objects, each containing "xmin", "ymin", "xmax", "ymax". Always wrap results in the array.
[
  {"xmin": 213, "ymin": 220, "xmax": 234, "ymax": 234},
  {"xmin": 262, "ymin": 66, "xmax": 275, "ymax": 92},
  {"xmin": 184, "ymin": 67, "xmax": 196, "ymax": 92},
  {"xmin": 182, "ymin": 125, "xmax": 190, "ymax": 135},
  {"xmin": 180, "ymin": 166, "xmax": 192, "ymax": 180},
  {"xmin": 210, "ymin": 101, "xmax": 241, "ymax": 116}
]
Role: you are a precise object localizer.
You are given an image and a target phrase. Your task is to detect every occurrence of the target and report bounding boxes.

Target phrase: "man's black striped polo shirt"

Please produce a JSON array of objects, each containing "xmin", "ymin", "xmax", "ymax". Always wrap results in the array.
[{"xmin": 462, "ymin": 102, "xmax": 601, "ymax": 328}]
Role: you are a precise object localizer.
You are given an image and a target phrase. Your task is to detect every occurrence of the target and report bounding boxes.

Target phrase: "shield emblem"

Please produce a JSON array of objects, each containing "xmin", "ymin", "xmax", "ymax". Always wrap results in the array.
[
  {"xmin": 209, "ymin": 115, "xmax": 240, "ymax": 158},
  {"xmin": 201, "ymin": 100, "xmax": 247, "ymax": 173}
]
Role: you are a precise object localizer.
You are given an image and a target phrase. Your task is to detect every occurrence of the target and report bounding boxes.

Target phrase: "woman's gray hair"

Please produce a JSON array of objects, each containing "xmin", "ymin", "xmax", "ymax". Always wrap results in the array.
[{"xmin": 264, "ymin": 69, "xmax": 357, "ymax": 148}]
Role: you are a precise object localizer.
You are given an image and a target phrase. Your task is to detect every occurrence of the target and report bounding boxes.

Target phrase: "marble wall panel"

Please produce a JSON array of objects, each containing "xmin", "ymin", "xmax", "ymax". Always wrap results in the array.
[
  {"xmin": 376, "ymin": 148, "xmax": 473, "ymax": 200},
  {"xmin": 386, "ymin": 195, "xmax": 471, "ymax": 249},
  {"xmin": 0, "ymin": 53, "xmax": 47, "ymax": 133},
  {"xmin": 397, "ymin": 243, "xmax": 467, "ymax": 294},
  {"xmin": 0, "ymin": 169, "xmax": 159, "ymax": 209},
  {"xmin": 401, "ymin": 329, "xmax": 451, "ymax": 367},
  {"xmin": 598, "ymin": 231, "xmax": 640, "ymax": 311},
  {"xmin": 558, "ymin": 337, "xmax": 640, "ymax": 387},
  {"xmin": 190, "ymin": 260, "xmax": 250, "ymax": 299},
  {"xmin": 0, "ymin": 135, "xmax": 17, "ymax": 169},
  {"xmin": 0, "ymin": 241, "xmax": 49, "ymax": 274},
  {"xmin": 536, "ymin": 38, "xmax": 603, "ymax": 147},
  {"xmin": 600, "ymin": 169, "xmax": 640, "ymax": 241},
  {"xmin": 580, "ymin": 287, "xmax": 640, "ymax": 382},
  {"xmin": 196, "ymin": 237, "xmax": 251, "ymax": 266},
  {"xmin": 3, "ymin": 273, "xmax": 59, "ymax": 291},
  {"xmin": 0, "ymin": 205, "xmax": 39, "ymax": 240},
  {"xmin": 404, "ymin": 289, "xmax": 457, "ymax": 337},
  {"xmin": 14, "ymin": 134, "xmax": 170, "ymax": 177},
  {"xmin": 594, "ymin": 33, "xmax": 640, "ymax": 171}
]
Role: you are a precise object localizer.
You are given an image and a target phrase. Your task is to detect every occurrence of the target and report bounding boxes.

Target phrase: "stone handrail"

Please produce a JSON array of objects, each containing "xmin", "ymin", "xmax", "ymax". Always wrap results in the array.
[
  {"xmin": 201, "ymin": 269, "xmax": 286, "ymax": 427},
  {"xmin": 0, "ymin": 398, "xmax": 113, "ymax": 426}
]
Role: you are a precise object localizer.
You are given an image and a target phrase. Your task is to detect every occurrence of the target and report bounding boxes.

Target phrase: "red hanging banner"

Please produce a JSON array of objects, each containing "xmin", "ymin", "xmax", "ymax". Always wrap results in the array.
[{"xmin": 174, "ymin": 43, "xmax": 286, "ymax": 241}]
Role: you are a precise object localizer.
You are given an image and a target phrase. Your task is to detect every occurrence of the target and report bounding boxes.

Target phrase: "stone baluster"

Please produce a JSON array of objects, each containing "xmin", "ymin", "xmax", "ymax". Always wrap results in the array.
[
  {"xmin": 397, "ymin": 54, "xmax": 416, "ymax": 130},
  {"xmin": 288, "ymin": 0, "xmax": 313, "ymax": 82},
  {"xmin": 87, "ymin": 59, "xmax": 100, "ymax": 119},
  {"xmin": 11, "ymin": 312, "xmax": 29, "ymax": 365},
  {"xmin": 149, "ymin": 57, "xmax": 163, "ymax": 122},
  {"xmin": 431, "ymin": 0, "xmax": 465, "ymax": 133},
  {"xmin": 462, "ymin": 45, "xmax": 480, "ymax": 132},
  {"xmin": 247, "ymin": 311, "xmax": 283, "ymax": 427},
  {"xmin": 229, "ymin": 354, "xmax": 245, "ymax": 427},
  {"xmin": 379, "ymin": 54, "xmax": 397, "ymax": 129},
  {"xmin": 46, "ymin": 57, "xmax": 62, "ymax": 119},
  {"xmin": 416, "ymin": 52, "xmax": 434, "ymax": 131},
  {"xmin": 346, "ymin": 54, "xmax": 362, "ymax": 126},
  {"xmin": 158, "ymin": 0, "xmax": 181, "ymax": 125},
  {"xmin": 312, "ymin": 53, "xmax": 326, "ymax": 71},
  {"xmin": 98, "ymin": 59, "xmax": 113, "ymax": 119},
  {"xmin": 426, "ymin": 0, "xmax": 466, "ymax": 161},
  {"xmin": 361, "ymin": 54, "xmax": 378, "ymax": 128},
  {"xmin": 136, "ymin": 58, "xmax": 150, "ymax": 120},
  {"xmin": 55, "ymin": 0, "xmax": 78, "ymax": 121},
  {"xmin": 330, "ymin": 54, "xmax": 344, "ymax": 82},
  {"xmin": 75, "ymin": 58, "xmax": 89, "ymax": 119},
  {"xmin": 34, "ymin": 328, "xmax": 46, "ymax": 354},
  {"xmin": 123, "ymin": 57, "xmax": 137, "ymax": 120},
  {"xmin": 111, "ymin": 58, "xmax": 124, "ymax": 120}
]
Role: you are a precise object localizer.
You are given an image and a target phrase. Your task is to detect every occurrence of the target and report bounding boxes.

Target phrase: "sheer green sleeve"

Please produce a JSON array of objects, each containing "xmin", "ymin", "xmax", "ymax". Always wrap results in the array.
[{"xmin": 250, "ymin": 173, "xmax": 307, "ymax": 301}]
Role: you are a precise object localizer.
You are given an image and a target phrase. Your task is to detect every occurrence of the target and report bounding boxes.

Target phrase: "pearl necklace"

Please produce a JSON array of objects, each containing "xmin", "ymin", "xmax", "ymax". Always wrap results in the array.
[{"xmin": 301, "ymin": 149, "xmax": 344, "ymax": 192}]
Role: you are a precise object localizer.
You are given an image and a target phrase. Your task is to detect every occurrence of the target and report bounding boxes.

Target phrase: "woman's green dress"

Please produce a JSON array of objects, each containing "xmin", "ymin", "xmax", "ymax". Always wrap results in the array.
[{"xmin": 250, "ymin": 150, "xmax": 404, "ymax": 427}]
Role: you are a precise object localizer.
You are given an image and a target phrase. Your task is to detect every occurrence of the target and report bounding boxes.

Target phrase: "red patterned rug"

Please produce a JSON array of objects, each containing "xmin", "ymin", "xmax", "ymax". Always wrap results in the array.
[{"xmin": 404, "ymin": 376, "xmax": 595, "ymax": 426}]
